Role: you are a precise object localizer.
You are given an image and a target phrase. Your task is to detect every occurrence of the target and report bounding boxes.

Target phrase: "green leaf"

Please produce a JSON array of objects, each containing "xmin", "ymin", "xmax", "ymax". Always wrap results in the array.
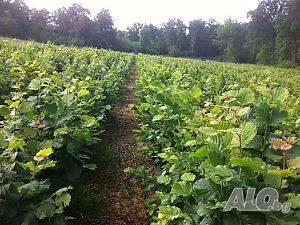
[
  {"xmin": 199, "ymin": 127, "xmax": 218, "ymax": 136},
  {"xmin": 53, "ymin": 186, "xmax": 73, "ymax": 196},
  {"xmin": 181, "ymin": 173, "xmax": 196, "ymax": 182},
  {"xmin": 171, "ymin": 181, "xmax": 192, "ymax": 197},
  {"xmin": 78, "ymin": 89, "xmax": 89, "ymax": 97},
  {"xmin": 185, "ymin": 140, "xmax": 197, "ymax": 147},
  {"xmin": 28, "ymin": 78, "xmax": 41, "ymax": 91},
  {"xmin": 206, "ymin": 165, "xmax": 237, "ymax": 185},
  {"xmin": 9, "ymin": 100, "xmax": 20, "ymax": 108},
  {"xmin": 22, "ymin": 210, "xmax": 38, "ymax": 225},
  {"xmin": 36, "ymin": 199, "xmax": 56, "ymax": 219},
  {"xmin": 83, "ymin": 164, "xmax": 97, "ymax": 170},
  {"xmin": 237, "ymin": 88, "xmax": 255, "ymax": 105},
  {"xmin": 81, "ymin": 115, "xmax": 97, "ymax": 127},
  {"xmin": 287, "ymin": 156, "xmax": 300, "ymax": 169},
  {"xmin": 0, "ymin": 105, "xmax": 10, "ymax": 117},
  {"xmin": 55, "ymin": 192, "xmax": 71, "ymax": 209},
  {"xmin": 193, "ymin": 178, "xmax": 218, "ymax": 201},
  {"xmin": 230, "ymin": 157, "xmax": 265, "ymax": 172},
  {"xmin": 287, "ymin": 194, "xmax": 300, "ymax": 209},
  {"xmin": 0, "ymin": 184, "xmax": 11, "ymax": 197},
  {"xmin": 189, "ymin": 147, "xmax": 209, "ymax": 158},
  {"xmin": 254, "ymin": 102, "xmax": 270, "ymax": 123},
  {"xmin": 223, "ymin": 213, "xmax": 241, "ymax": 225},
  {"xmin": 157, "ymin": 173, "xmax": 171, "ymax": 184},
  {"xmin": 152, "ymin": 114, "xmax": 164, "ymax": 121},
  {"xmin": 197, "ymin": 202, "xmax": 212, "ymax": 217},
  {"xmin": 240, "ymin": 122, "xmax": 257, "ymax": 148},
  {"xmin": 271, "ymin": 87, "xmax": 289, "ymax": 103},
  {"xmin": 191, "ymin": 87, "xmax": 202, "ymax": 100},
  {"xmin": 157, "ymin": 205, "xmax": 185, "ymax": 221},
  {"xmin": 0, "ymin": 130, "xmax": 7, "ymax": 148},
  {"xmin": 270, "ymin": 108, "xmax": 288, "ymax": 125}
]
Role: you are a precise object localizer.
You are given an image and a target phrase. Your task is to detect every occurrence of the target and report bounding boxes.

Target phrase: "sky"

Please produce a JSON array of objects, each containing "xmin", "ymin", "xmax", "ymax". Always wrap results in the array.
[{"xmin": 24, "ymin": 0, "xmax": 259, "ymax": 30}]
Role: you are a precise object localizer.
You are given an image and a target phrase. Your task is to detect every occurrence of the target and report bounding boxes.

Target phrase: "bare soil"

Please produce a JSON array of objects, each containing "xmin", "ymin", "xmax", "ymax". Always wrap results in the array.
[{"xmin": 71, "ymin": 65, "xmax": 150, "ymax": 225}]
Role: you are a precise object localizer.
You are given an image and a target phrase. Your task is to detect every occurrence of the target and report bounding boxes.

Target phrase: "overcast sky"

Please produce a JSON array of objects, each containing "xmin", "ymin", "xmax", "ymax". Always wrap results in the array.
[{"xmin": 24, "ymin": 0, "xmax": 259, "ymax": 29}]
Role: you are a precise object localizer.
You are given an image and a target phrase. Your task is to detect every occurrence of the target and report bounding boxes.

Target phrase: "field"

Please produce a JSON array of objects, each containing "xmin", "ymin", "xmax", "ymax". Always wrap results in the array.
[{"xmin": 0, "ymin": 39, "xmax": 300, "ymax": 225}]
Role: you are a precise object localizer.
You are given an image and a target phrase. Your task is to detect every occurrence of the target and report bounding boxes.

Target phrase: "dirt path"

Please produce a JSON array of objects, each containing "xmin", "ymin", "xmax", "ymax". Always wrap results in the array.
[{"xmin": 71, "ymin": 65, "xmax": 150, "ymax": 225}]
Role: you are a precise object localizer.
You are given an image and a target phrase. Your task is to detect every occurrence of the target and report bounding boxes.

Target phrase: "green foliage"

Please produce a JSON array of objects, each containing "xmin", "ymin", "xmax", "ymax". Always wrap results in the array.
[
  {"xmin": 131, "ymin": 55, "xmax": 300, "ymax": 225},
  {"xmin": 0, "ymin": 39, "xmax": 134, "ymax": 224}
]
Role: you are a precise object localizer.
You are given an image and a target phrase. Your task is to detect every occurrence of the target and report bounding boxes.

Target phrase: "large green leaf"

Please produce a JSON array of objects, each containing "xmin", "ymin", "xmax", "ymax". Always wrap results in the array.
[
  {"xmin": 231, "ymin": 157, "xmax": 265, "ymax": 172},
  {"xmin": 181, "ymin": 173, "xmax": 196, "ymax": 182},
  {"xmin": 240, "ymin": 122, "xmax": 257, "ymax": 148},
  {"xmin": 271, "ymin": 87, "xmax": 289, "ymax": 103},
  {"xmin": 171, "ymin": 181, "xmax": 192, "ymax": 197},
  {"xmin": 55, "ymin": 192, "xmax": 71, "ymax": 209},
  {"xmin": 254, "ymin": 102, "xmax": 270, "ymax": 123},
  {"xmin": 206, "ymin": 165, "xmax": 237, "ymax": 185},
  {"xmin": 193, "ymin": 178, "xmax": 218, "ymax": 201},
  {"xmin": 152, "ymin": 114, "xmax": 164, "ymax": 121},
  {"xmin": 36, "ymin": 199, "xmax": 56, "ymax": 219},
  {"xmin": 157, "ymin": 205, "xmax": 185, "ymax": 221},
  {"xmin": 270, "ymin": 108, "xmax": 288, "ymax": 125},
  {"xmin": 28, "ymin": 78, "xmax": 41, "ymax": 91},
  {"xmin": 237, "ymin": 88, "xmax": 255, "ymax": 105},
  {"xmin": 191, "ymin": 87, "xmax": 202, "ymax": 100}
]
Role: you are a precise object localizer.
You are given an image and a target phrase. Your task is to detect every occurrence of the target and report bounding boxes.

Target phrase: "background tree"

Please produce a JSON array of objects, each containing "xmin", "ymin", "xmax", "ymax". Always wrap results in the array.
[
  {"xmin": 276, "ymin": 0, "xmax": 300, "ymax": 65},
  {"xmin": 189, "ymin": 19, "xmax": 219, "ymax": 57},
  {"xmin": 0, "ymin": 0, "xmax": 299, "ymax": 66},
  {"xmin": 93, "ymin": 9, "xmax": 117, "ymax": 49},
  {"xmin": 247, "ymin": 0, "xmax": 287, "ymax": 64},
  {"xmin": 53, "ymin": 4, "xmax": 92, "ymax": 46},
  {"xmin": 214, "ymin": 19, "xmax": 250, "ymax": 63},
  {"xmin": 162, "ymin": 19, "xmax": 189, "ymax": 56},
  {"xmin": 0, "ymin": 0, "xmax": 30, "ymax": 38},
  {"xmin": 29, "ymin": 8, "xmax": 53, "ymax": 42},
  {"xmin": 126, "ymin": 23, "xmax": 143, "ymax": 42}
]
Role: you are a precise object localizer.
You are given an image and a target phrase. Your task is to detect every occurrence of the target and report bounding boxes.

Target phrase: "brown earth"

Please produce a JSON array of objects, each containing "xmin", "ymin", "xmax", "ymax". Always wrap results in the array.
[{"xmin": 71, "ymin": 65, "xmax": 151, "ymax": 225}]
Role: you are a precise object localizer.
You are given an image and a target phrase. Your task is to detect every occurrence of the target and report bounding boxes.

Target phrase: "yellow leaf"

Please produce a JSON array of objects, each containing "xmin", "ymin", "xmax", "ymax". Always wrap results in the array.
[
  {"xmin": 34, "ymin": 148, "xmax": 53, "ymax": 161},
  {"xmin": 268, "ymin": 169, "xmax": 296, "ymax": 178},
  {"xmin": 287, "ymin": 156, "xmax": 300, "ymax": 169}
]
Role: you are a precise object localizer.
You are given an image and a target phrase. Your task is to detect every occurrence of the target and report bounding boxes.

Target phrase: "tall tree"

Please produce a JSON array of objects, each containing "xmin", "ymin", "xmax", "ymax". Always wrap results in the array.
[
  {"xmin": 29, "ymin": 8, "xmax": 53, "ymax": 42},
  {"xmin": 126, "ymin": 23, "xmax": 143, "ymax": 42},
  {"xmin": 53, "ymin": 4, "xmax": 92, "ymax": 46},
  {"xmin": 189, "ymin": 19, "xmax": 219, "ymax": 57},
  {"xmin": 214, "ymin": 19, "xmax": 250, "ymax": 63},
  {"xmin": 162, "ymin": 19, "xmax": 189, "ymax": 56},
  {"xmin": 276, "ymin": 0, "xmax": 300, "ymax": 64},
  {"xmin": 247, "ymin": 0, "xmax": 287, "ymax": 64},
  {"xmin": 93, "ymin": 9, "xmax": 117, "ymax": 49},
  {"xmin": 0, "ymin": 0, "xmax": 30, "ymax": 38},
  {"xmin": 140, "ymin": 24, "xmax": 159, "ymax": 54}
]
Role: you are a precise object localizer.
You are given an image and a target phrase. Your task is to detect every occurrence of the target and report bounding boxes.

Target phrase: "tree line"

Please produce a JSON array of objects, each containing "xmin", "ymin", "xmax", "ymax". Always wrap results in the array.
[{"xmin": 0, "ymin": 0, "xmax": 299, "ymax": 66}]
